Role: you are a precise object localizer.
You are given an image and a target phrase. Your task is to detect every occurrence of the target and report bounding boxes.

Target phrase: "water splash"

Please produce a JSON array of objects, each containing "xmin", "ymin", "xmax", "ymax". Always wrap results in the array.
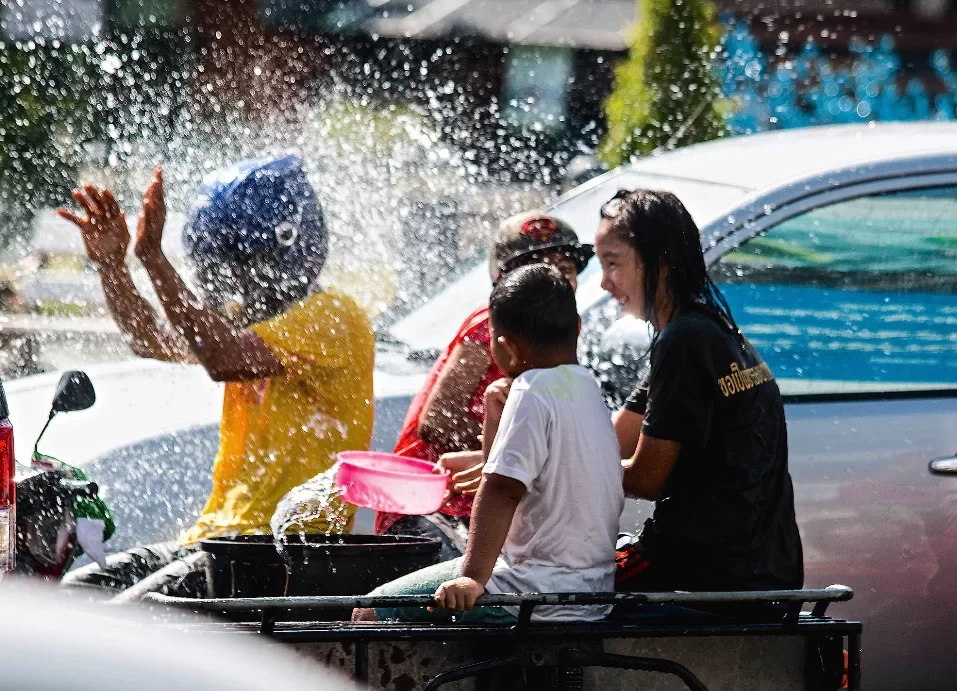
[
  {"xmin": 0, "ymin": 27, "xmax": 555, "ymax": 380},
  {"xmin": 269, "ymin": 467, "xmax": 349, "ymax": 559}
]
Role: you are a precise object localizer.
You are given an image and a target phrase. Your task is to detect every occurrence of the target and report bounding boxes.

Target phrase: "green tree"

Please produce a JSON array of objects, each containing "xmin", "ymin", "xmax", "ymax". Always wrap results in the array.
[
  {"xmin": 0, "ymin": 40, "xmax": 98, "ymax": 253},
  {"xmin": 600, "ymin": 0, "xmax": 726, "ymax": 168}
]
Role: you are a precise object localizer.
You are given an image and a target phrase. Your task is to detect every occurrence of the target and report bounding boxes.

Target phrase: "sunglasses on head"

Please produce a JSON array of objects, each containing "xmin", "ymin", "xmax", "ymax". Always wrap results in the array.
[{"xmin": 600, "ymin": 188, "xmax": 634, "ymax": 220}]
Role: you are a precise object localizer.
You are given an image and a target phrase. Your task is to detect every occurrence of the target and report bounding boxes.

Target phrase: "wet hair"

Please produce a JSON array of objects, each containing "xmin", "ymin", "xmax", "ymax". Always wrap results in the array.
[
  {"xmin": 489, "ymin": 264, "xmax": 578, "ymax": 351},
  {"xmin": 601, "ymin": 189, "xmax": 737, "ymax": 331}
]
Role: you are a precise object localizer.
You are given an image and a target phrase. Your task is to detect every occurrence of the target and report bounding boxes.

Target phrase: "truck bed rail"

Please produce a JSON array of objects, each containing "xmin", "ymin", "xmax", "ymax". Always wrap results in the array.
[
  {"xmin": 144, "ymin": 584, "xmax": 853, "ymax": 614},
  {"xmin": 143, "ymin": 586, "xmax": 860, "ymax": 691}
]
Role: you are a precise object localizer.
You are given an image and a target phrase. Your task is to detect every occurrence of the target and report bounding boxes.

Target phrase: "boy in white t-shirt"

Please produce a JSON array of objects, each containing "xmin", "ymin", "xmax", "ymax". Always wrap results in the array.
[{"xmin": 354, "ymin": 264, "xmax": 624, "ymax": 623}]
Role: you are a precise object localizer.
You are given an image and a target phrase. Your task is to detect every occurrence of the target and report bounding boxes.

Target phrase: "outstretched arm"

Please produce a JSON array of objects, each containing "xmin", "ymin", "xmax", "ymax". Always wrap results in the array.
[
  {"xmin": 58, "ymin": 185, "xmax": 192, "ymax": 362},
  {"xmin": 133, "ymin": 167, "xmax": 284, "ymax": 383},
  {"xmin": 436, "ymin": 449, "xmax": 485, "ymax": 497}
]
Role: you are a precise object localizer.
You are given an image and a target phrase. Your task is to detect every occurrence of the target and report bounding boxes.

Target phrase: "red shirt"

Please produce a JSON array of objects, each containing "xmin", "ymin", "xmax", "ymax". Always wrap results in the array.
[{"xmin": 375, "ymin": 305, "xmax": 505, "ymax": 534}]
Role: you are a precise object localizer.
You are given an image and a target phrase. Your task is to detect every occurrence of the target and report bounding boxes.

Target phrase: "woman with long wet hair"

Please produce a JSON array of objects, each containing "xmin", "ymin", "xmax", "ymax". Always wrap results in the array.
[{"xmin": 595, "ymin": 189, "xmax": 803, "ymax": 592}]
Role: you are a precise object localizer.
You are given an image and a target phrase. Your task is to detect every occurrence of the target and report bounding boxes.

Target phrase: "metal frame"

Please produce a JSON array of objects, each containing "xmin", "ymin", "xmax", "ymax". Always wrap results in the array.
[
  {"xmin": 147, "ymin": 585, "xmax": 853, "ymax": 611},
  {"xmin": 147, "ymin": 587, "xmax": 861, "ymax": 691},
  {"xmin": 417, "ymin": 646, "xmax": 710, "ymax": 691}
]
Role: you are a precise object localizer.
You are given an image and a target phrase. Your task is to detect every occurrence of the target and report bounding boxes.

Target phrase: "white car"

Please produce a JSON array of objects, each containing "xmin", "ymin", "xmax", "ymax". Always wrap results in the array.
[
  {"xmin": 7, "ymin": 122, "xmax": 957, "ymax": 690},
  {"xmin": 0, "ymin": 582, "xmax": 355, "ymax": 691}
]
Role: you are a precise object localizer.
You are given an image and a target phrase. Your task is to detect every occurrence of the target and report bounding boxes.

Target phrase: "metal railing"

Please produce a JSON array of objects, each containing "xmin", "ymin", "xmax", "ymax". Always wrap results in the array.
[{"xmin": 144, "ymin": 585, "xmax": 854, "ymax": 614}]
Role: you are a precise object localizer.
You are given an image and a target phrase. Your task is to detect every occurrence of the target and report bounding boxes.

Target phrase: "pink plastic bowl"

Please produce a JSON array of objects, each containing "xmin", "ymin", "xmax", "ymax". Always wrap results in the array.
[{"xmin": 334, "ymin": 451, "xmax": 449, "ymax": 515}]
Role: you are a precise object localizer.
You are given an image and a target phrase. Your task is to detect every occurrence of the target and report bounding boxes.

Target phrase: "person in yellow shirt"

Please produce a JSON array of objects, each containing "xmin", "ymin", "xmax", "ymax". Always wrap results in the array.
[{"xmin": 58, "ymin": 155, "xmax": 374, "ymax": 594}]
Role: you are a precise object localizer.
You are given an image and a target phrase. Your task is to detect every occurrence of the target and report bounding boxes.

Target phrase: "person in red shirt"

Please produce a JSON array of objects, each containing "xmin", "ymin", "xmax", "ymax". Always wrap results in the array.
[{"xmin": 376, "ymin": 211, "xmax": 593, "ymax": 557}]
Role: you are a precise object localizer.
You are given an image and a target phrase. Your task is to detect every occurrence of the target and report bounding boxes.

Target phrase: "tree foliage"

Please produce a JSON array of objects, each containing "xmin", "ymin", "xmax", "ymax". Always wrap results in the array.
[
  {"xmin": 0, "ymin": 40, "xmax": 98, "ymax": 253},
  {"xmin": 600, "ymin": 0, "xmax": 726, "ymax": 168}
]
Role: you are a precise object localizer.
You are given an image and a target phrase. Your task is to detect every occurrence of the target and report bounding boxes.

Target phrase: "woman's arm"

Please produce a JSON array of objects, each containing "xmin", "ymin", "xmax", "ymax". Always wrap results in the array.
[
  {"xmin": 418, "ymin": 340, "xmax": 490, "ymax": 452},
  {"xmin": 622, "ymin": 435, "xmax": 681, "ymax": 501},
  {"xmin": 139, "ymin": 252, "xmax": 285, "ymax": 381},
  {"xmin": 616, "ymin": 391, "xmax": 680, "ymax": 500},
  {"xmin": 434, "ymin": 377, "xmax": 511, "ymax": 496},
  {"xmin": 613, "ymin": 408, "xmax": 644, "ymax": 459}
]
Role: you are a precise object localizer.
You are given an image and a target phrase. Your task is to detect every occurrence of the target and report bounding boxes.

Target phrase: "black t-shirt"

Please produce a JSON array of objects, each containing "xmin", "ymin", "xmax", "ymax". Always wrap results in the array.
[{"xmin": 624, "ymin": 306, "xmax": 804, "ymax": 591}]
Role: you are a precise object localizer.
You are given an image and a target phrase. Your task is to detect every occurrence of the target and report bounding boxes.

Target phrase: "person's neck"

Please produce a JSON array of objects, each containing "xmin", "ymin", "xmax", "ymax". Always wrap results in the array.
[
  {"xmin": 239, "ymin": 288, "xmax": 316, "ymax": 326},
  {"xmin": 512, "ymin": 349, "xmax": 578, "ymax": 376},
  {"xmin": 651, "ymin": 293, "xmax": 677, "ymax": 332}
]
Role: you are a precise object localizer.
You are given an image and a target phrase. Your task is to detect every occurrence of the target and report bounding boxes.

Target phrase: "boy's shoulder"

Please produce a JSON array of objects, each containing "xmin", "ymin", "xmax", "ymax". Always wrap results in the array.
[{"xmin": 513, "ymin": 365, "xmax": 601, "ymax": 406}]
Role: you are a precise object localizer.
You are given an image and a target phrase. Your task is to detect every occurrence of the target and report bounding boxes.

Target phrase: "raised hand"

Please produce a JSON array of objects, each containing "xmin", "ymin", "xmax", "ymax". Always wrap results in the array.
[
  {"xmin": 134, "ymin": 165, "xmax": 167, "ymax": 263},
  {"xmin": 57, "ymin": 185, "xmax": 130, "ymax": 269}
]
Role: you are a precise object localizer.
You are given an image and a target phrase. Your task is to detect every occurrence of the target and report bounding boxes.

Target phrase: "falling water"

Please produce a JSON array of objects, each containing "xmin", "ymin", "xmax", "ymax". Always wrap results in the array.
[
  {"xmin": 0, "ymin": 10, "xmax": 560, "ymax": 554},
  {"xmin": 269, "ymin": 467, "xmax": 349, "ymax": 559}
]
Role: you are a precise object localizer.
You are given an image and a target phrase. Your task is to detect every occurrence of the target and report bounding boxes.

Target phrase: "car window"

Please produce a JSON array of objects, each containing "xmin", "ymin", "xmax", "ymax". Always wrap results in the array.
[
  {"xmin": 388, "ymin": 171, "xmax": 748, "ymax": 352},
  {"xmin": 710, "ymin": 184, "xmax": 957, "ymax": 395}
]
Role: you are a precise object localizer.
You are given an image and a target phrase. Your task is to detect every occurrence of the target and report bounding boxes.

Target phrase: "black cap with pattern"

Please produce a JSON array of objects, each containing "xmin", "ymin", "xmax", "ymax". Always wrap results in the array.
[{"xmin": 489, "ymin": 211, "xmax": 594, "ymax": 283}]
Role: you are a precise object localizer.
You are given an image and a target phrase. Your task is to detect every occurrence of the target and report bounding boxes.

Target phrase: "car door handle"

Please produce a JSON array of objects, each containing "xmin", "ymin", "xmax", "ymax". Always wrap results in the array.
[{"xmin": 929, "ymin": 455, "xmax": 957, "ymax": 476}]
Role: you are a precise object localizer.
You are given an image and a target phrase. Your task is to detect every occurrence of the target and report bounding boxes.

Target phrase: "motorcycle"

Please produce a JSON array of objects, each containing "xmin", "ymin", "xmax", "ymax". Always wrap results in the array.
[{"xmin": 13, "ymin": 370, "xmax": 114, "ymax": 579}]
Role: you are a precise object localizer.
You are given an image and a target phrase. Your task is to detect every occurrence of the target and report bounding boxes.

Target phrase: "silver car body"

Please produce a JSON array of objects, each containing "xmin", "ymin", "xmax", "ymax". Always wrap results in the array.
[{"xmin": 7, "ymin": 123, "xmax": 957, "ymax": 689}]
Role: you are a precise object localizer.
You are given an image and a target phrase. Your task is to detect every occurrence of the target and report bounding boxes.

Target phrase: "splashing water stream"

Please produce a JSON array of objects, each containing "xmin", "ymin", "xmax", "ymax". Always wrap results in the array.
[{"xmin": 269, "ymin": 467, "xmax": 348, "ymax": 561}]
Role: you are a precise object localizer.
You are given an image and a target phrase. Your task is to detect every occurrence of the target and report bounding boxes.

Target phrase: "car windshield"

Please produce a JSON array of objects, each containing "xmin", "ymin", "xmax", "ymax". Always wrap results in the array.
[{"xmin": 387, "ymin": 172, "xmax": 751, "ymax": 351}]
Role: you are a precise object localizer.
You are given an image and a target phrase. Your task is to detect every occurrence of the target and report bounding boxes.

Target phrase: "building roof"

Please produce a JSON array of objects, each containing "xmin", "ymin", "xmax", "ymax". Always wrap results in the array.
[{"xmin": 367, "ymin": 0, "xmax": 637, "ymax": 51}]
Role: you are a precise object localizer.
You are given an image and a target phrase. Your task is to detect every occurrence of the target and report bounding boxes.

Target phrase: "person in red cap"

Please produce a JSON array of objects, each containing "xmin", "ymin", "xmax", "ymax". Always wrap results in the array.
[{"xmin": 376, "ymin": 211, "xmax": 593, "ymax": 557}]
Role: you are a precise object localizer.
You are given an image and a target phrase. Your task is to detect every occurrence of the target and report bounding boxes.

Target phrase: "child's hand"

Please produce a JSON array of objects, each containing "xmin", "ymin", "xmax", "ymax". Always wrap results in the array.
[
  {"xmin": 434, "ymin": 577, "xmax": 485, "ymax": 612},
  {"xmin": 134, "ymin": 165, "xmax": 167, "ymax": 263},
  {"xmin": 452, "ymin": 462, "xmax": 485, "ymax": 497},
  {"xmin": 435, "ymin": 451, "xmax": 481, "ymax": 477},
  {"xmin": 436, "ymin": 451, "xmax": 485, "ymax": 497},
  {"xmin": 58, "ymin": 186, "xmax": 130, "ymax": 269},
  {"xmin": 484, "ymin": 378, "xmax": 512, "ymax": 423}
]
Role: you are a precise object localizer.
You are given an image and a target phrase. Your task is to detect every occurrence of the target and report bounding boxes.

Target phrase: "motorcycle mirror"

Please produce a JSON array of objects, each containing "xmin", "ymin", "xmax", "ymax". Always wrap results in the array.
[{"xmin": 50, "ymin": 371, "xmax": 96, "ymax": 416}]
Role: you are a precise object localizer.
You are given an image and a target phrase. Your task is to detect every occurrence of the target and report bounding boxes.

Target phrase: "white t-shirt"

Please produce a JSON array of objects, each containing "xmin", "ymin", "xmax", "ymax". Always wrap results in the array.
[{"xmin": 483, "ymin": 365, "xmax": 624, "ymax": 622}]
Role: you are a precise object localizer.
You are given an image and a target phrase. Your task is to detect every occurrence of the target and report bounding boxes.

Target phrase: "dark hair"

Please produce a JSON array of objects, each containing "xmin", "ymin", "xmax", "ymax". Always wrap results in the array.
[
  {"xmin": 602, "ymin": 189, "xmax": 736, "ymax": 331},
  {"xmin": 489, "ymin": 264, "xmax": 579, "ymax": 351}
]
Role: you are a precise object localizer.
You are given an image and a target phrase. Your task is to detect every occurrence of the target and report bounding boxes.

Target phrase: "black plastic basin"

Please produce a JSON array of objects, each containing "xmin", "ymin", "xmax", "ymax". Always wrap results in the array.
[{"xmin": 200, "ymin": 533, "xmax": 441, "ymax": 600}]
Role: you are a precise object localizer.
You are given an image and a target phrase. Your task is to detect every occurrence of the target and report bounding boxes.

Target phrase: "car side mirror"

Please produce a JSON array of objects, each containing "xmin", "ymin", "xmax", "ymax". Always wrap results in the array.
[{"xmin": 51, "ymin": 371, "xmax": 96, "ymax": 416}]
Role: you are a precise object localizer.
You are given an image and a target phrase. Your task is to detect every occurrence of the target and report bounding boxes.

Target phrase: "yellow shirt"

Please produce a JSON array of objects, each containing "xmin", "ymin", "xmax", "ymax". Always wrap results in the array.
[{"xmin": 181, "ymin": 291, "xmax": 375, "ymax": 545}]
